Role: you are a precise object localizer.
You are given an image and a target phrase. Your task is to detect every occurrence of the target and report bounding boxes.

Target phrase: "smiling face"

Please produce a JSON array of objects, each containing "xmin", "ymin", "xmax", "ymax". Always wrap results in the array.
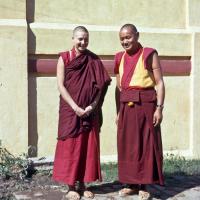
[
  {"xmin": 73, "ymin": 30, "xmax": 89, "ymax": 54},
  {"xmin": 119, "ymin": 27, "xmax": 139, "ymax": 53}
]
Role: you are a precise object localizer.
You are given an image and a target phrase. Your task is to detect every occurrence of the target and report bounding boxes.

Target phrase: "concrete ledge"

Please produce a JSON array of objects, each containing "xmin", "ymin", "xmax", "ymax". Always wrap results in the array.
[{"xmin": 30, "ymin": 155, "xmax": 118, "ymax": 167}]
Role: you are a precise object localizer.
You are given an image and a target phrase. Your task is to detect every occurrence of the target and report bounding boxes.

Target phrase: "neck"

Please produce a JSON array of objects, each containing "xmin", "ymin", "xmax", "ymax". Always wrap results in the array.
[{"xmin": 74, "ymin": 48, "xmax": 87, "ymax": 57}]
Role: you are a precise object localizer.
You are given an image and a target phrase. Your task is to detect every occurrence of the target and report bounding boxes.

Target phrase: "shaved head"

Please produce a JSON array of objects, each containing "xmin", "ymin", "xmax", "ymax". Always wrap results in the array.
[
  {"xmin": 73, "ymin": 26, "xmax": 89, "ymax": 36},
  {"xmin": 120, "ymin": 24, "xmax": 138, "ymax": 34}
]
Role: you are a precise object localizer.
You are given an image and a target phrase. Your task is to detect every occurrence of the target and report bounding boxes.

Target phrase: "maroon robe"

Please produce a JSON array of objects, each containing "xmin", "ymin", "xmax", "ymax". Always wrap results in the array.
[
  {"xmin": 115, "ymin": 46, "xmax": 164, "ymax": 185},
  {"xmin": 53, "ymin": 48, "xmax": 111, "ymax": 185},
  {"xmin": 58, "ymin": 49, "xmax": 111, "ymax": 140}
]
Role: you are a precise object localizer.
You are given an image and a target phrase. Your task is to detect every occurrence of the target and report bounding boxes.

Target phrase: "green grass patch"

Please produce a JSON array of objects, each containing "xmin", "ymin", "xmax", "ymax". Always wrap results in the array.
[
  {"xmin": 101, "ymin": 162, "xmax": 118, "ymax": 182},
  {"xmin": 164, "ymin": 154, "xmax": 200, "ymax": 176},
  {"xmin": 101, "ymin": 155, "xmax": 200, "ymax": 181}
]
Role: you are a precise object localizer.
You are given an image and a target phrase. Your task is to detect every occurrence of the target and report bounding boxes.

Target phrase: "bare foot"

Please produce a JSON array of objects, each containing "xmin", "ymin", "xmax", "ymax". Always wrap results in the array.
[
  {"xmin": 65, "ymin": 191, "xmax": 80, "ymax": 200},
  {"xmin": 118, "ymin": 187, "xmax": 138, "ymax": 196},
  {"xmin": 138, "ymin": 190, "xmax": 151, "ymax": 200},
  {"xmin": 83, "ymin": 190, "xmax": 95, "ymax": 199}
]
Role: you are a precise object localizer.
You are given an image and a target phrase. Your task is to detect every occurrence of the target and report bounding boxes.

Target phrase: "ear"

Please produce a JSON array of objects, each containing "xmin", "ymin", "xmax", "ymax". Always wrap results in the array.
[{"xmin": 136, "ymin": 32, "xmax": 139, "ymax": 40}]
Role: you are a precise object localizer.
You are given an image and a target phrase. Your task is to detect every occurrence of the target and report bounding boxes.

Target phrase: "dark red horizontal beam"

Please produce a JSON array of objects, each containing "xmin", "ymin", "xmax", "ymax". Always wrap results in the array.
[
  {"xmin": 160, "ymin": 60, "xmax": 191, "ymax": 76},
  {"xmin": 28, "ymin": 58, "xmax": 191, "ymax": 76}
]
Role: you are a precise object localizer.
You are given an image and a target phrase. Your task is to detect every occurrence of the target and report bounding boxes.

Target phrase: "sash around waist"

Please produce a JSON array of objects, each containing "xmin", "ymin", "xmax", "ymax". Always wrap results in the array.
[{"xmin": 120, "ymin": 89, "xmax": 157, "ymax": 103}]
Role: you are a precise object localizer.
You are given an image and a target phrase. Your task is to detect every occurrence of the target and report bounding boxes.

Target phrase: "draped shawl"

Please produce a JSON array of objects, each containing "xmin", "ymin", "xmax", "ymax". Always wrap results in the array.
[{"xmin": 57, "ymin": 49, "xmax": 111, "ymax": 140}]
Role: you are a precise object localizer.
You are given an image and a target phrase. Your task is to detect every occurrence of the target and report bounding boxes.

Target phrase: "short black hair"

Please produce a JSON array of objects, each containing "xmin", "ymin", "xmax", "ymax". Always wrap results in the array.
[
  {"xmin": 120, "ymin": 24, "xmax": 138, "ymax": 33},
  {"xmin": 73, "ymin": 26, "xmax": 89, "ymax": 36}
]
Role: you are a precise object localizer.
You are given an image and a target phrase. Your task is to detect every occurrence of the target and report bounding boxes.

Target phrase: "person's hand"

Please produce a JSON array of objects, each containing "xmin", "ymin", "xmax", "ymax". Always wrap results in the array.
[
  {"xmin": 153, "ymin": 108, "xmax": 163, "ymax": 127},
  {"xmin": 84, "ymin": 105, "xmax": 93, "ymax": 116},
  {"xmin": 74, "ymin": 106, "xmax": 86, "ymax": 117}
]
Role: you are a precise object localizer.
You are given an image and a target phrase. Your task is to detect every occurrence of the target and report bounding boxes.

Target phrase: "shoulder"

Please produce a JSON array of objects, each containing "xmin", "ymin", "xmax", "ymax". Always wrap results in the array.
[
  {"xmin": 59, "ymin": 50, "xmax": 69, "ymax": 58},
  {"xmin": 143, "ymin": 47, "xmax": 158, "ymax": 59},
  {"xmin": 114, "ymin": 51, "xmax": 124, "ymax": 74},
  {"xmin": 114, "ymin": 51, "xmax": 125, "ymax": 65},
  {"xmin": 115, "ymin": 51, "xmax": 124, "ymax": 60},
  {"xmin": 58, "ymin": 50, "xmax": 70, "ymax": 65},
  {"xmin": 143, "ymin": 47, "xmax": 159, "ymax": 70}
]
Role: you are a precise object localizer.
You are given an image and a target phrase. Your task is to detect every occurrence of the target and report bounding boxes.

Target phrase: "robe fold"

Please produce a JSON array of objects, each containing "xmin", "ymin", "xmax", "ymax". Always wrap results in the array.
[{"xmin": 58, "ymin": 49, "xmax": 111, "ymax": 140}]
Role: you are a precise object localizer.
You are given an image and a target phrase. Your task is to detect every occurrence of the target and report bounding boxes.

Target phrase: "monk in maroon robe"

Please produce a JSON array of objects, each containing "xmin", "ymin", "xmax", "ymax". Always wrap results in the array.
[
  {"xmin": 52, "ymin": 26, "xmax": 111, "ymax": 200},
  {"xmin": 115, "ymin": 24, "xmax": 165, "ymax": 200}
]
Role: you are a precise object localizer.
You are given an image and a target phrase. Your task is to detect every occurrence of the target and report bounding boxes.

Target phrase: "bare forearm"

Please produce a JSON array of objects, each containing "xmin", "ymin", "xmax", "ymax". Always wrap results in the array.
[
  {"xmin": 156, "ymin": 80, "xmax": 165, "ymax": 106},
  {"xmin": 58, "ymin": 85, "xmax": 77, "ymax": 111}
]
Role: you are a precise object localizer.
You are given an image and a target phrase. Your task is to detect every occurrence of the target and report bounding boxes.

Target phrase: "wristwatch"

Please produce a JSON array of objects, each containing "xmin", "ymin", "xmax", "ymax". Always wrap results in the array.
[{"xmin": 156, "ymin": 104, "xmax": 164, "ymax": 109}]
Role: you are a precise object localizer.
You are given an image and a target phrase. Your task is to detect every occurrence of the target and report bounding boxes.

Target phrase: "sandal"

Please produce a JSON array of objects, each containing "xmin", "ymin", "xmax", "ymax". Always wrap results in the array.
[
  {"xmin": 83, "ymin": 190, "xmax": 95, "ymax": 199},
  {"xmin": 138, "ymin": 190, "xmax": 151, "ymax": 200},
  {"xmin": 65, "ymin": 191, "xmax": 80, "ymax": 200},
  {"xmin": 118, "ymin": 186, "xmax": 139, "ymax": 196}
]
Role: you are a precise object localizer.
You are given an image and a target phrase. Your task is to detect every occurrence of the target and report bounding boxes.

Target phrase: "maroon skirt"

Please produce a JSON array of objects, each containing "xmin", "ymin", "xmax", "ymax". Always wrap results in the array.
[
  {"xmin": 117, "ymin": 89, "xmax": 164, "ymax": 185},
  {"xmin": 52, "ymin": 120, "xmax": 102, "ymax": 185}
]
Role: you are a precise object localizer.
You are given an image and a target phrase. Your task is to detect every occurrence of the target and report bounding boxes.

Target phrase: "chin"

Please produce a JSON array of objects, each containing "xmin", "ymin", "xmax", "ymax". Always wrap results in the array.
[
  {"xmin": 79, "ymin": 48, "xmax": 87, "ymax": 52},
  {"xmin": 123, "ymin": 45, "xmax": 131, "ymax": 50},
  {"xmin": 124, "ymin": 48, "xmax": 132, "ymax": 52}
]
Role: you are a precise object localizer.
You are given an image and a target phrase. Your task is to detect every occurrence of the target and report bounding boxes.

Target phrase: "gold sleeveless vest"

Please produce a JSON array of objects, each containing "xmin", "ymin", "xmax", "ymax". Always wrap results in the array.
[{"xmin": 119, "ymin": 49, "xmax": 155, "ymax": 88}]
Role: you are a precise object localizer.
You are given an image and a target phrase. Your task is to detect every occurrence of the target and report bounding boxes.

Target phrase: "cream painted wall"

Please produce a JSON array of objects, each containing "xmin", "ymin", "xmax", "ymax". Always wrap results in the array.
[
  {"xmin": 188, "ymin": 0, "xmax": 200, "ymax": 27},
  {"xmin": 28, "ymin": 27, "xmax": 191, "ymax": 56},
  {"xmin": 32, "ymin": 77, "xmax": 58, "ymax": 157},
  {"xmin": 99, "ymin": 78, "xmax": 117, "ymax": 156},
  {"xmin": 191, "ymin": 33, "xmax": 200, "ymax": 158},
  {"xmin": 32, "ymin": 0, "xmax": 185, "ymax": 29},
  {"xmin": 162, "ymin": 77, "xmax": 190, "ymax": 151},
  {"xmin": 0, "ymin": 0, "xmax": 25, "ymax": 19},
  {"xmin": 0, "ymin": 25, "xmax": 28, "ymax": 155},
  {"xmin": 0, "ymin": 0, "xmax": 28, "ymax": 156},
  {"xmin": 1, "ymin": 0, "xmax": 200, "ymax": 158}
]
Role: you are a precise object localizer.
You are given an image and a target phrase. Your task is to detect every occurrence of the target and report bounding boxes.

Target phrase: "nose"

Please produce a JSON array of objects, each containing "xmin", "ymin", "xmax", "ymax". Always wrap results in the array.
[
  {"xmin": 123, "ymin": 39, "xmax": 128, "ymax": 44},
  {"xmin": 82, "ymin": 40, "xmax": 87, "ymax": 45}
]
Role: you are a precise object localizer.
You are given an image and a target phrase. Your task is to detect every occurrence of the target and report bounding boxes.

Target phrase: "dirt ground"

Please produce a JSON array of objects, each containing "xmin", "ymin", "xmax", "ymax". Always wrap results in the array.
[{"xmin": 0, "ymin": 170, "xmax": 66, "ymax": 200}]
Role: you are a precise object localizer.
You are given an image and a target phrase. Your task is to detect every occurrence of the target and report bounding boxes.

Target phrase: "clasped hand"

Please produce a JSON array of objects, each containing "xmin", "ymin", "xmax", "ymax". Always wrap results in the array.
[{"xmin": 74, "ymin": 105, "xmax": 93, "ymax": 117}]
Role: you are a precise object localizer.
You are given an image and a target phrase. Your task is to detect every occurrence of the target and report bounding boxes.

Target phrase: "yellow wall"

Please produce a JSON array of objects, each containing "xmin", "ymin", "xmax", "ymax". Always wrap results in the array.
[
  {"xmin": 1, "ymin": 0, "xmax": 200, "ymax": 159},
  {"xmin": 32, "ymin": 0, "xmax": 185, "ymax": 28},
  {"xmin": 0, "ymin": 0, "xmax": 28, "ymax": 155},
  {"xmin": 162, "ymin": 77, "xmax": 190, "ymax": 151},
  {"xmin": 0, "ymin": 0, "xmax": 25, "ymax": 19}
]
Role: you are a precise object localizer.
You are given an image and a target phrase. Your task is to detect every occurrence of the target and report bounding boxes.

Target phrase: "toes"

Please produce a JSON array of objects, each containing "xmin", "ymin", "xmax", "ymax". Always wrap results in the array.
[
  {"xmin": 119, "ymin": 187, "xmax": 139, "ymax": 196},
  {"xmin": 83, "ymin": 190, "xmax": 95, "ymax": 199},
  {"xmin": 66, "ymin": 191, "xmax": 80, "ymax": 200},
  {"xmin": 138, "ymin": 190, "xmax": 151, "ymax": 200}
]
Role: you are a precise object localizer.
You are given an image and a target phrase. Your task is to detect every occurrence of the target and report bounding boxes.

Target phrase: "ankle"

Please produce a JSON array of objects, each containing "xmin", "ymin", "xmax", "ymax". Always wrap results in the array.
[
  {"xmin": 130, "ymin": 184, "xmax": 139, "ymax": 189},
  {"xmin": 140, "ymin": 184, "xmax": 147, "ymax": 190},
  {"xmin": 68, "ymin": 184, "xmax": 76, "ymax": 191},
  {"xmin": 124, "ymin": 184, "xmax": 139, "ymax": 189},
  {"xmin": 78, "ymin": 182, "xmax": 86, "ymax": 190}
]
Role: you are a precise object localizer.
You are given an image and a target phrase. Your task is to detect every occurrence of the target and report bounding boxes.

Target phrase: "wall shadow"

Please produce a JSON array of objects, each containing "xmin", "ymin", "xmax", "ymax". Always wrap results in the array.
[
  {"xmin": 28, "ymin": 75, "xmax": 38, "ymax": 157},
  {"xmin": 26, "ymin": 0, "xmax": 35, "ymax": 23},
  {"xmin": 27, "ymin": 0, "xmax": 37, "ymax": 157}
]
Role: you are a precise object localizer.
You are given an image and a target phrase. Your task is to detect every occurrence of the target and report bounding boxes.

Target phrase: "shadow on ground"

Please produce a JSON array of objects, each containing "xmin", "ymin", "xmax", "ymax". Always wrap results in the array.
[
  {"xmin": 2, "ymin": 170, "xmax": 200, "ymax": 199},
  {"xmin": 86, "ymin": 175, "xmax": 200, "ymax": 199}
]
